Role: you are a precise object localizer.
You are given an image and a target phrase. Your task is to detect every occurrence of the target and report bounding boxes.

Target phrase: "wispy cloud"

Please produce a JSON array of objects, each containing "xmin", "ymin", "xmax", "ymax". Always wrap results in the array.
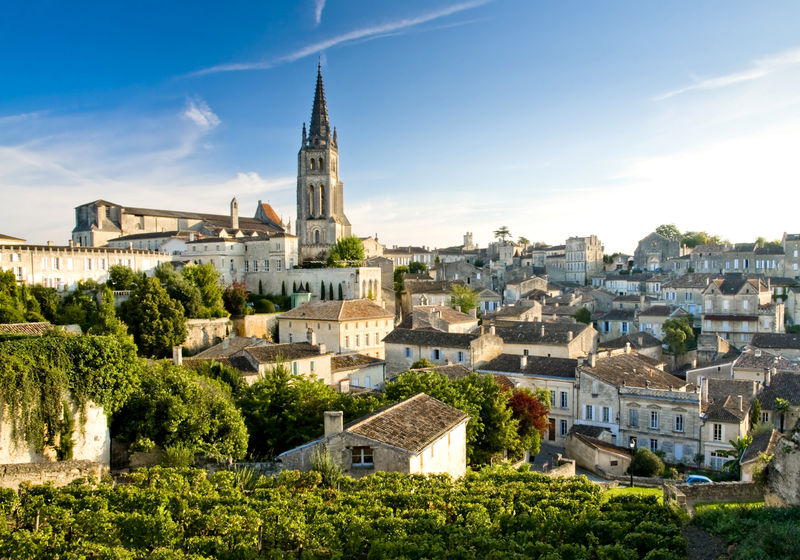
[
  {"xmin": 183, "ymin": 97, "xmax": 220, "ymax": 130},
  {"xmin": 656, "ymin": 46, "xmax": 800, "ymax": 100},
  {"xmin": 313, "ymin": 0, "xmax": 326, "ymax": 26},
  {"xmin": 188, "ymin": 0, "xmax": 492, "ymax": 76}
]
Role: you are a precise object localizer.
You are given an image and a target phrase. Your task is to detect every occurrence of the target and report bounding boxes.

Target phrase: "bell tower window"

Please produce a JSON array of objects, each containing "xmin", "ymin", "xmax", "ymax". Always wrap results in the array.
[
  {"xmin": 309, "ymin": 158, "xmax": 315, "ymax": 170},
  {"xmin": 318, "ymin": 157, "xmax": 324, "ymax": 170}
]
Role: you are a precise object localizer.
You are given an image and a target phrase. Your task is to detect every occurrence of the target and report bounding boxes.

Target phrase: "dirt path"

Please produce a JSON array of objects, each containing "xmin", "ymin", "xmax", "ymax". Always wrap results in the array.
[{"xmin": 683, "ymin": 523, "xmax": 728, "ymax": 560}]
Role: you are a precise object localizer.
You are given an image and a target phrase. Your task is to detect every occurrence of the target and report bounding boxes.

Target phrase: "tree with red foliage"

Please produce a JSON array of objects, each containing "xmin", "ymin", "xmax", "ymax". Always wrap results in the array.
[{"xmin": 506, "ymin": 387, "xmax": 550, "ymax": 457}]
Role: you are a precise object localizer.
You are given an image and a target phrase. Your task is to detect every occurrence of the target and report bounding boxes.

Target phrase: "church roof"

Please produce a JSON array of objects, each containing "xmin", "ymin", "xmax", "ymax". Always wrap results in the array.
[{"xmin": 309, "ymin": 63, "xmax": 330, "ymax": 138}]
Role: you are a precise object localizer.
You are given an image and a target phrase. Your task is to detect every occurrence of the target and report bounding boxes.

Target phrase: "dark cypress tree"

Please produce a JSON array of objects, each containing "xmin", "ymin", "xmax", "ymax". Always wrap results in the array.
[
  {"xmin": 329, "ymin": 282, "xmax": 334, "ymax": 300},
  {"xmin": 338, "ymin": 283, "xmax": 343, "ymax": 300},
  {"xmin": 320, "ymin": 280, "xmax": 326, "ymax": 300},
  {"xmin": 281, "ymin": 281, "xmax": 286, "ymax": 296}
]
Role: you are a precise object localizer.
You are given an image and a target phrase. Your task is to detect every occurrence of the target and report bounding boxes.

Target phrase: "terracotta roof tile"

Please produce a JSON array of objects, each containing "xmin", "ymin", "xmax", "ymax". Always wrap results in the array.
[{"xmin": 280, "ymin": 299, "xmax": 393, "ymax": 321}]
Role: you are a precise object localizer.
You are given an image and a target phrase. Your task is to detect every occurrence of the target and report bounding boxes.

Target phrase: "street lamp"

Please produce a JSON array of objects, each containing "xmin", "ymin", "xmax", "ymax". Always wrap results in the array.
[{"xmin": 629, "ymin": 437, "xmax": 637, "ymax": 488}]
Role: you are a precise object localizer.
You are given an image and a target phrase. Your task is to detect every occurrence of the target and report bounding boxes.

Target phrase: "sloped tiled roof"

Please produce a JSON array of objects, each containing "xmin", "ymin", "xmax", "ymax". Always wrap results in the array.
[
  {"xmin": 408, "ymin": 364, "xmax": 473, "ymax": 381},
  {"xmin": 639, "ymin": 305, "xmax": 686, "ymax": 318},
  {"xmin": 414, "ymin": 305, "xmax": 476, "ymax": 324},
  {"xmin": 733, "ymin": 348, "xmax": 800, "ymax": 373},
  {"xmin": 280, "ymin": 299, "xmax": 393, "ymax": 321},
  {"xmin": 244, "ymin": 343, "xmax": 326, "ymax": 362},
  {"xmin": 331, "ymin": 353, "xmax": 384, "ymax": 372},
  {"xmin": 758, "ymin": 372, "xmax": 800, "ymax": 409},
  {"xmin": 580, "ymin": 352, "xmax": 683, "ymax": 390},
  {"xmin": 600, "ymin": 332, "xmax": 663, "ymax": 351},
  {"xmin": 0, "ymin": 322, "xmax": 55, "ymax": 336},
  {"xmin": 193, "ymin": 336, "xmax": 268, "ymax": 359},
  {"xmin": 345, "ymin": 393, "xmax": 468, "ymax": 453},
  {"xmin": 750, "ymin": 333, "xmax": 800, "ymax": 350},
  {"xmin": 494, "ymin": 321, "xmax": 589, "ymax": 345},
  {"xmin": 480, "ymin": 354, "xmax": 577, "ymax": 379},
  {"xmin": 741, "ymin": 429, "xmax": 783, "ymax": 464},
  {"xmin": 383, "ymin": 328, "xmax": 480, "ymax": 349}
]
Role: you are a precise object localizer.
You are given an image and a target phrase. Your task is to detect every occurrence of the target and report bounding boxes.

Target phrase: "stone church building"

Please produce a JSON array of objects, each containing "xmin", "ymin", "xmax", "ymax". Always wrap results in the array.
[{"xmin": 296, "ymin": 64, "xmax": 352, "ymax": 262}]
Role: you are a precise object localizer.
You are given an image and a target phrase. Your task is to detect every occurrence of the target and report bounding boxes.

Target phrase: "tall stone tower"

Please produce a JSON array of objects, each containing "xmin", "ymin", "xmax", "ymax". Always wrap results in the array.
[{"xmin": 296, "ymin": 64, "xmax": 351, "ymax": 262}]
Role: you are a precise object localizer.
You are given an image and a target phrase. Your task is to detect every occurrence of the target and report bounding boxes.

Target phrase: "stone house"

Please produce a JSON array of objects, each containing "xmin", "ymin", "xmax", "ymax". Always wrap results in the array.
[
  {"xmin": 611, "ymin": 295, "xmax": 653, "ymax": 312},
  {"xmin": 595, "ymin": 309, "xmax": 638, "ymax": 342},
  {"xmin": 330, "ymin": 354, "xmax": 387, "ymax": 390},
  {"xmin": 575, "ymin": 348, "xmax": 700, "ymax": 462},
  {"xmin": 565, "ymin": 428, "xmax": 632, "ymax": 477},
  {"xmin": 359, "ymin": 236, "xmax": 385, "ymax": 258},
  {"xmin": 490, "ymin": 301, "xmax": 543, "ymax": 324},
  {"xmin": 402, "ymin": 280, "xmax": 462, "ymax": 315},
  {"xmin": 660, "ymin": 273, "xmax": 718, "ymax": 320},
  {"xmin": 494, "ymin": 321, "xmax": 596, "ymax": 359},
  {"xmin": 783, "ymin": 232, "xmax": 800, "ymax": 279},
  {"xmin": 0, "ymin": 242, "xmax": 172, "ymax": 291},
  {"xmin": 235, "ymin": 341, "xmax": 334, "ymax": 384},
  {"xmin": 432, "ymin": 261, "xmax": 491, "ymax": 290},
  {"xmin": 750, "ymin": 333, "xmax": 800, "ymax": 360},
  {"xmin": 277, "ymin": 393, "xmax": 469, "ymax": 478},
  {"xmin": 597, "ymin": 272, "xmax": 652, "ymax": 296},
  {"xmin": 384, "ymin": 245, "xmax": 435, "ymax": 268},
  {"xmin": 504, "ymin": 276, "xmax": 548, "ymax": 303},
  {"xmin": 757, "ymin": 371, "xmax": 800, "ymax": 434},
  {"xmin": 740, "ymin": 429, "xmax": 782, "ymax": 482},
  {"xmin": 565, "ymin": 235, "xmax": 604, "ymax": 284},
  {"xmin": 599, "ymin": 332, "xmax": 663, "ymax": 362},
  {"xmin": 788, "ymin": 286, "xmax": 800, "ymax": 326},
  {"xmin": 699, "ymin": 377, "xmax": 754, "ymax": 470},
  {"xmin": 689, "ymin": 243, "xmax": 786, "ymax": 278},
  {"xmin": 475, "ymin": 287, "xmax": 502, "ymax": 313},
  {"xmin": 278, "ymin": 299, "xmax": 395, "ymax": 359},
  {"xmin": 633, "ymin": 232, "xmax": 684, "ymax": 271},
  {"xmin": 545, "ymin": 250, "xmax": 566, "ymax": 282},
  {"xmin": 477, "ymin": 354, "xmax": 578, "ymax": 446},
  {"xmin": 382, "ymin": 327, "xmax": 504, "ymax": 376},
  {"xmin": 107, "ymin": 230, "xmax": 192, "ymax": 255},
  {"xmin": 638, "ymin": 305, "xmax": 691, "ymax": 339}
]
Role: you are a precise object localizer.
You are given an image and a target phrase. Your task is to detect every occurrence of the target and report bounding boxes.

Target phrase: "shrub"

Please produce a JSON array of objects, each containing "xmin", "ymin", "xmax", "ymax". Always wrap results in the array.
[
  {"xmin": 630, "ymin": 448, "xmax": 664, "ymax": 477},
  {"xmin": 161, "ymin": 443, "xmax": 195, "ymax": 468},
  {"xmin": 310, "ymin": 445, "xmax": 344, "ymax": 488}
]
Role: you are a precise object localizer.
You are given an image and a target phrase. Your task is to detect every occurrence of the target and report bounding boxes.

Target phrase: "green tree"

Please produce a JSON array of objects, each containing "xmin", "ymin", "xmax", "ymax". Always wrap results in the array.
[
  {"xmin": 338, "ymin": 283, "xmax": 343, "ymax": 300},
  {"xmin": 662, "ymin": 317, "xmax": 695, "ymax": 354},
  {"xmin": 320, "ymin": 280, "xmax": 326, "ymax": 300},
  {"xmin": 29, "ymin": 285, "xmax": 61, "ymax": 323},
  {"xmin": 775, "ymin": 398, "xmax": 791, "ymax": 432},
  {"xmin": 0, "ymin": 270, "xmax": 28, "ymax": 323},
  {"xmin": 493, "ymin": 226, "xmax": 511, "ymax": 243},
  {"xmin": 408, "ymin": 261, "xmax": 428, "ymax": 274},
  {"xmin": 629, "ymin": 447, "xmax": 664, "ymax": 477},
  {"xmin": 573, "ymin": 307, "xmax": 591, "ymax": 324},
  {"xmin": 327, "ymin": 236, "xmax": 365, "ymax": 267},
  {"xmin": 111, "ymin": 361, "xmax": 248, "ymax": 459},
  {"xmin": 410, "ymin": 358, "xmax": 435, "ymax": 369},
  {"xmin": 182, "ymin": 263, "xmax": 226, "ymax": 318},
  {"xmin": 120, "ymin": 277, "xmax": 186, "ymax": 358},
  {"xmin": 507, "ymin": 387, "xmax": 549, "ymax": 457},
  {"xmin": 473, "ymin": 258, "xmax": 485, "ymax": 268},
  {"xmin": 450, "ymin": 284, "xmax": 478, "ymax": 314},
  {"xmin": 749, "ymin": 398, "xmax": 762, "ymax": 429},
  {"xmin": 282, "ymin": 281, "xmax": 287, "ymax": 296},
  {"xmin": 107, "ymin": 265, "xmax": 139, "ymax": 291},
  {"xmin": 518, "ymin": 236, "xmax": 530, "ymax": 246},
  {"xmin": 87, "ymin": 286, "xmax": 128, "ymax": 337},
  {"xmin": 258, "ymin": 279, "xmax": 264, "ymax": 295},
  {"xmin": 383, "ymin": 371, "xmax": 519, "ymax": 465},
  {"xmin": 223, "ymin": 281, "xmax": 251, "ymax": 316},
  {"xmin": 655, "ymin": 224, "xmax": 681, "ymax": 240},
  {"xmin": 722, "ymin": 434, "xmax": 753, "ymax": 476}
]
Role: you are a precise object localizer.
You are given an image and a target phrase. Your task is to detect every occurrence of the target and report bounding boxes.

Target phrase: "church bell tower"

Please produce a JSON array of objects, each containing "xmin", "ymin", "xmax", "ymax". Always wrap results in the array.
[{"xmin": 296, "ymin": 64, "xmax": 351, "ymax": 262}]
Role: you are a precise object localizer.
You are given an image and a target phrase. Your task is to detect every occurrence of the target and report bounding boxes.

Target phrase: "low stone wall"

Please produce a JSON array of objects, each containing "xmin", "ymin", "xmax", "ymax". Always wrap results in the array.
[
  {"xmin": 594, "ymin": 465, "xmax": 665, "ymax": 488},
  {"xmin": 664, "ymin": 481, "xmax": 764, "ymax": 513},
  {"xmin": 184, "ymin": 318, "xmax": 231, "ymax": 354},
  {"xmin": 546, "ymin": 458, "xmax": 576, "ymax": 478},
  {"xmin": 0, "ymin": 460, "xmax": 108, "ymax": 489}
]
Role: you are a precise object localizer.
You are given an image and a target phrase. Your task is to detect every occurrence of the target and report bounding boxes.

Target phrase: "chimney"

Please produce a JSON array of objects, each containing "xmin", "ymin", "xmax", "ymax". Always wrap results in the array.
[
  {"xmin": 625, "ymin": 342, "xmax": 631, "ymax": 354},
  {"xmin": 489, "ymin": 325, "xmax": 496, "ymax": 335},
  {"xmin": 469, "ymin": 308, "xmax": 477, "ymax": 319},
  {"xmin": 520, "ymin": 354, "xmax": 528, "ymax": 368},
  {"xmin": 189, "ymin": 232, "xmax": 196, "ymax": 242},
  {"xmin": 69, "ymin": 239, "xmax": 74, "ymax": 248},
  {"xmin": 307, "ymin": 329, "xmax": 317, "ymax": 345},
  {"xmin": 701, "ymin": 377, "xmax": 709, "ymax": 403},
  {"xmin": 231, "ymin": 197, "xmax": 239, "ymax": 230},
  {"xmin": 323, "ymin": 411, "xmax": 344, "ymax": 437},
  {"xmin": 172, "ymin": 346, "xmax": 183, "ymax": 366},
  {"xmin": 567, "ymin": 331, "xmax": 574, "ymax": 341},
  {"xmin": 318, "ymin": 343, "xmax": 327, "ymax": 354},
  {"xmin": 222, "ymin": 338, "xmax": 229, "ymax": 349},
  {"xmin": 542, "ymin": 296, "xmax": 546, "ymax": 305},
  {"xmin": 540, "ymin": 324, "xmax": 546, "ymax": 337},
  {"xmin": 480, "ymin": 325, "xmax": 485, "ymax": 335},
  {"xmin": 738, "ymin": 395, "xmax": 743, "ymax": 412},
  {"xmin": 47, "ymin": 240, "xmax": 53, "ymax": 246},
  {"xmin": 589, "ymin": 353, "xmax": 596, "ymax": 368},
  {"xmin": 640, "ymin": 294, "xmax": 646, "ymax": 307},
  {"xmin": 766, "ymin": 368, "xmax": 774, "ymax": 386}
]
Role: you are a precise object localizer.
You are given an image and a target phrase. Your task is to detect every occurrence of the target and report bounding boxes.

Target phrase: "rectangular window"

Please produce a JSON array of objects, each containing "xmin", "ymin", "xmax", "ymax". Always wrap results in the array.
[
  {"xmin": 650, "ymin": 439, "xmax": 658, "ymax": 452},
  {"xmin": 431, "ymin": 349, "xmax": 441, "ymax": 360},
  {"xmin": 591, "ymin": 380, "xmax": 599, "ymax": 396},
  {"xmin": 244, "ymin": 260, "xmax": 249, "ymax": 273},
  {"xmin": 253, "ymin": 260, "xmax": 258, "ymax": 272},
  {"xmin": 649, "ymin": 411, "xmax": 659, "ymax": 429},
  {"xmin": 713, "ymin": 423, "xmax": 722, "ymax": 441},
  {"xmin": 550, "ymin": 391, "xmax": 557, "ymax": 407},
  {"xmin": 404, "ymin": 347, "xmax": 412, "ymax": 358},
  {"xmin": 365, "ymin": 334, "xmax": 370, "ymax": 346},
  {"xmin": 602, "ymin": 406, "xmax": 611, "ymax": 423},
  {"xmin": 264, "ymin": 260, "xmax": 269, "ymax": 272},
  {"xmin": 310, "ymin": 360, "xmax": 315, "ymax": 372},
  {"xmin": 560, "ymin": 391, "xmax": 568, "ymax": 409},
  {"xmin": 584, "ymin": 405, "xmax": 594, "ymax": 421},
  {"xmin": 560, "ymin": 419, "xmax": 568, "ymax": 436},
  {"xmin": 710, "ymin": 451, "xmax": 725, "ymax": 470},
  {"xmin": 355, "ymin": 335, "xmax": 360, "ymax": 347},
  {"xmin": 629, "ymin": 409, "xmax": 638, "ymax": 427},
  {"xmin": 761, "ymin": 411, "xmax": 770, "ymax": 424},
  {"xmin": 457, "ymin": 351, "xmax": 465, "ymax": 363},
  {"xmin": 351, "ymin": 446, "xmax": 374, "ymax": 467},
  {"xmin": 674, "ymin": 414, "xmax": 684, "ymax": 432},
  {"xmin": 292, "ymin": 362, "xmax": 298, "ymax": 375},
  {"xmin": 344, "ymin": 336, "xmax": 349, "ymax": 348},
  {"xmin": 364, "ymin": 376, "xmax": 371, "ymax": 388}
]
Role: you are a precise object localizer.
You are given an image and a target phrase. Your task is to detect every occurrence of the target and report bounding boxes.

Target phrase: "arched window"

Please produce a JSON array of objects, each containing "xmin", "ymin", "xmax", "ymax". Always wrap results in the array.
[
  {"xmin": 319, "ymin": 184, "xmax": 325, "ymax": 217},
  {"xmin": 308, "ymin": 185, "xmax": 315, "ymax": 215},
  {"xmin": 318, "ymin": 157, "xmax": 323, "ymax": 170},
  {"xmin": 314, "ymin": 230, "xmax": 320, "ymax": 244},
  {"xmin": 309, "ymin": 158, "xmax": 315, "ymax": 170}
]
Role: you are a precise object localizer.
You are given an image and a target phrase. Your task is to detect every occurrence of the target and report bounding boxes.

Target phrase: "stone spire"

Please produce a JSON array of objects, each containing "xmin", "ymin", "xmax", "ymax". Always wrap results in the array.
[{"xmin": 309, "ymin": 62, "xmax": 330, "ymax": 139}]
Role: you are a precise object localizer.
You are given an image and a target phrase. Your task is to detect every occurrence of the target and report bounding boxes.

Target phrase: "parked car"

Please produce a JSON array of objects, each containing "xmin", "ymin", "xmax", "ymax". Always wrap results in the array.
[{"xmin": 685, "ymin": 475, "xmax": 713, "ymax": 485}]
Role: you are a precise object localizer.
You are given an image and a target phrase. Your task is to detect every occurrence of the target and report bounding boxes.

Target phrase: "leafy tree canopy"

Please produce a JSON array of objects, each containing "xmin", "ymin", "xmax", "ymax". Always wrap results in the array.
[
  {"xmin": 662, "ymin": 317, "xmax": 694, "ymax": 354},
  {"xmin": 327, "ymin": 236, "xmax": 365, "ymax": 267},
  {"xmin": 223, "ymin": 281, "xmax": 252, "ymax": 316},
  {"xmin": 655, "ymin": 224, "xmax": 681, "ymax": 240},
  {"xmin": 493, "ymin": 226, "xmax": 511, "ymax": 243},
  {"xmin": 408, "ymin": 261, "xmax": 428, "ymax": 274},
  {"xmin": 573, "ymin": 307, "xmax": 591, "ymax": 324},
  {"xmin": 450, "ymin": 284, "xmax": 478, "ymax": 314},
  {"xmin": 119, "ymin": 276, "xmax": 186, "ymax": 358}
]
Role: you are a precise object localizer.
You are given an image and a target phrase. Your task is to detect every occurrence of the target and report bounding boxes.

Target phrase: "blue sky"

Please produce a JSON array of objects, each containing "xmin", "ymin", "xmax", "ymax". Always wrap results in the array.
[{"xmin": 2, "ymin": 1, "xmax": 800, "ymax": 252}]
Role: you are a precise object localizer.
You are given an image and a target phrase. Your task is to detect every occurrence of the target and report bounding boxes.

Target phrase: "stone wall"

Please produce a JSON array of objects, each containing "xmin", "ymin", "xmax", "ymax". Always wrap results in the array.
[
  {"xmin": 664, "ymin": 481, "xmax": 764, "ymax": 512},
  {"xmin": 184, "ymin": 318, "xmax": 231, "ymax": 354},
  {"xmin": 765, "ymin": 431, "xmax": 800, "ymax": 506},
  {"xmin": 231, "ymin": 313, "xmax": 279, "ymax": 339},
  {"xmin": 545, "ymin": 457, "xmax": 576, "ymax": 478},
  {"xmin": 0, "ymin": 460, "xmax": 108, "ymax": 489}
]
